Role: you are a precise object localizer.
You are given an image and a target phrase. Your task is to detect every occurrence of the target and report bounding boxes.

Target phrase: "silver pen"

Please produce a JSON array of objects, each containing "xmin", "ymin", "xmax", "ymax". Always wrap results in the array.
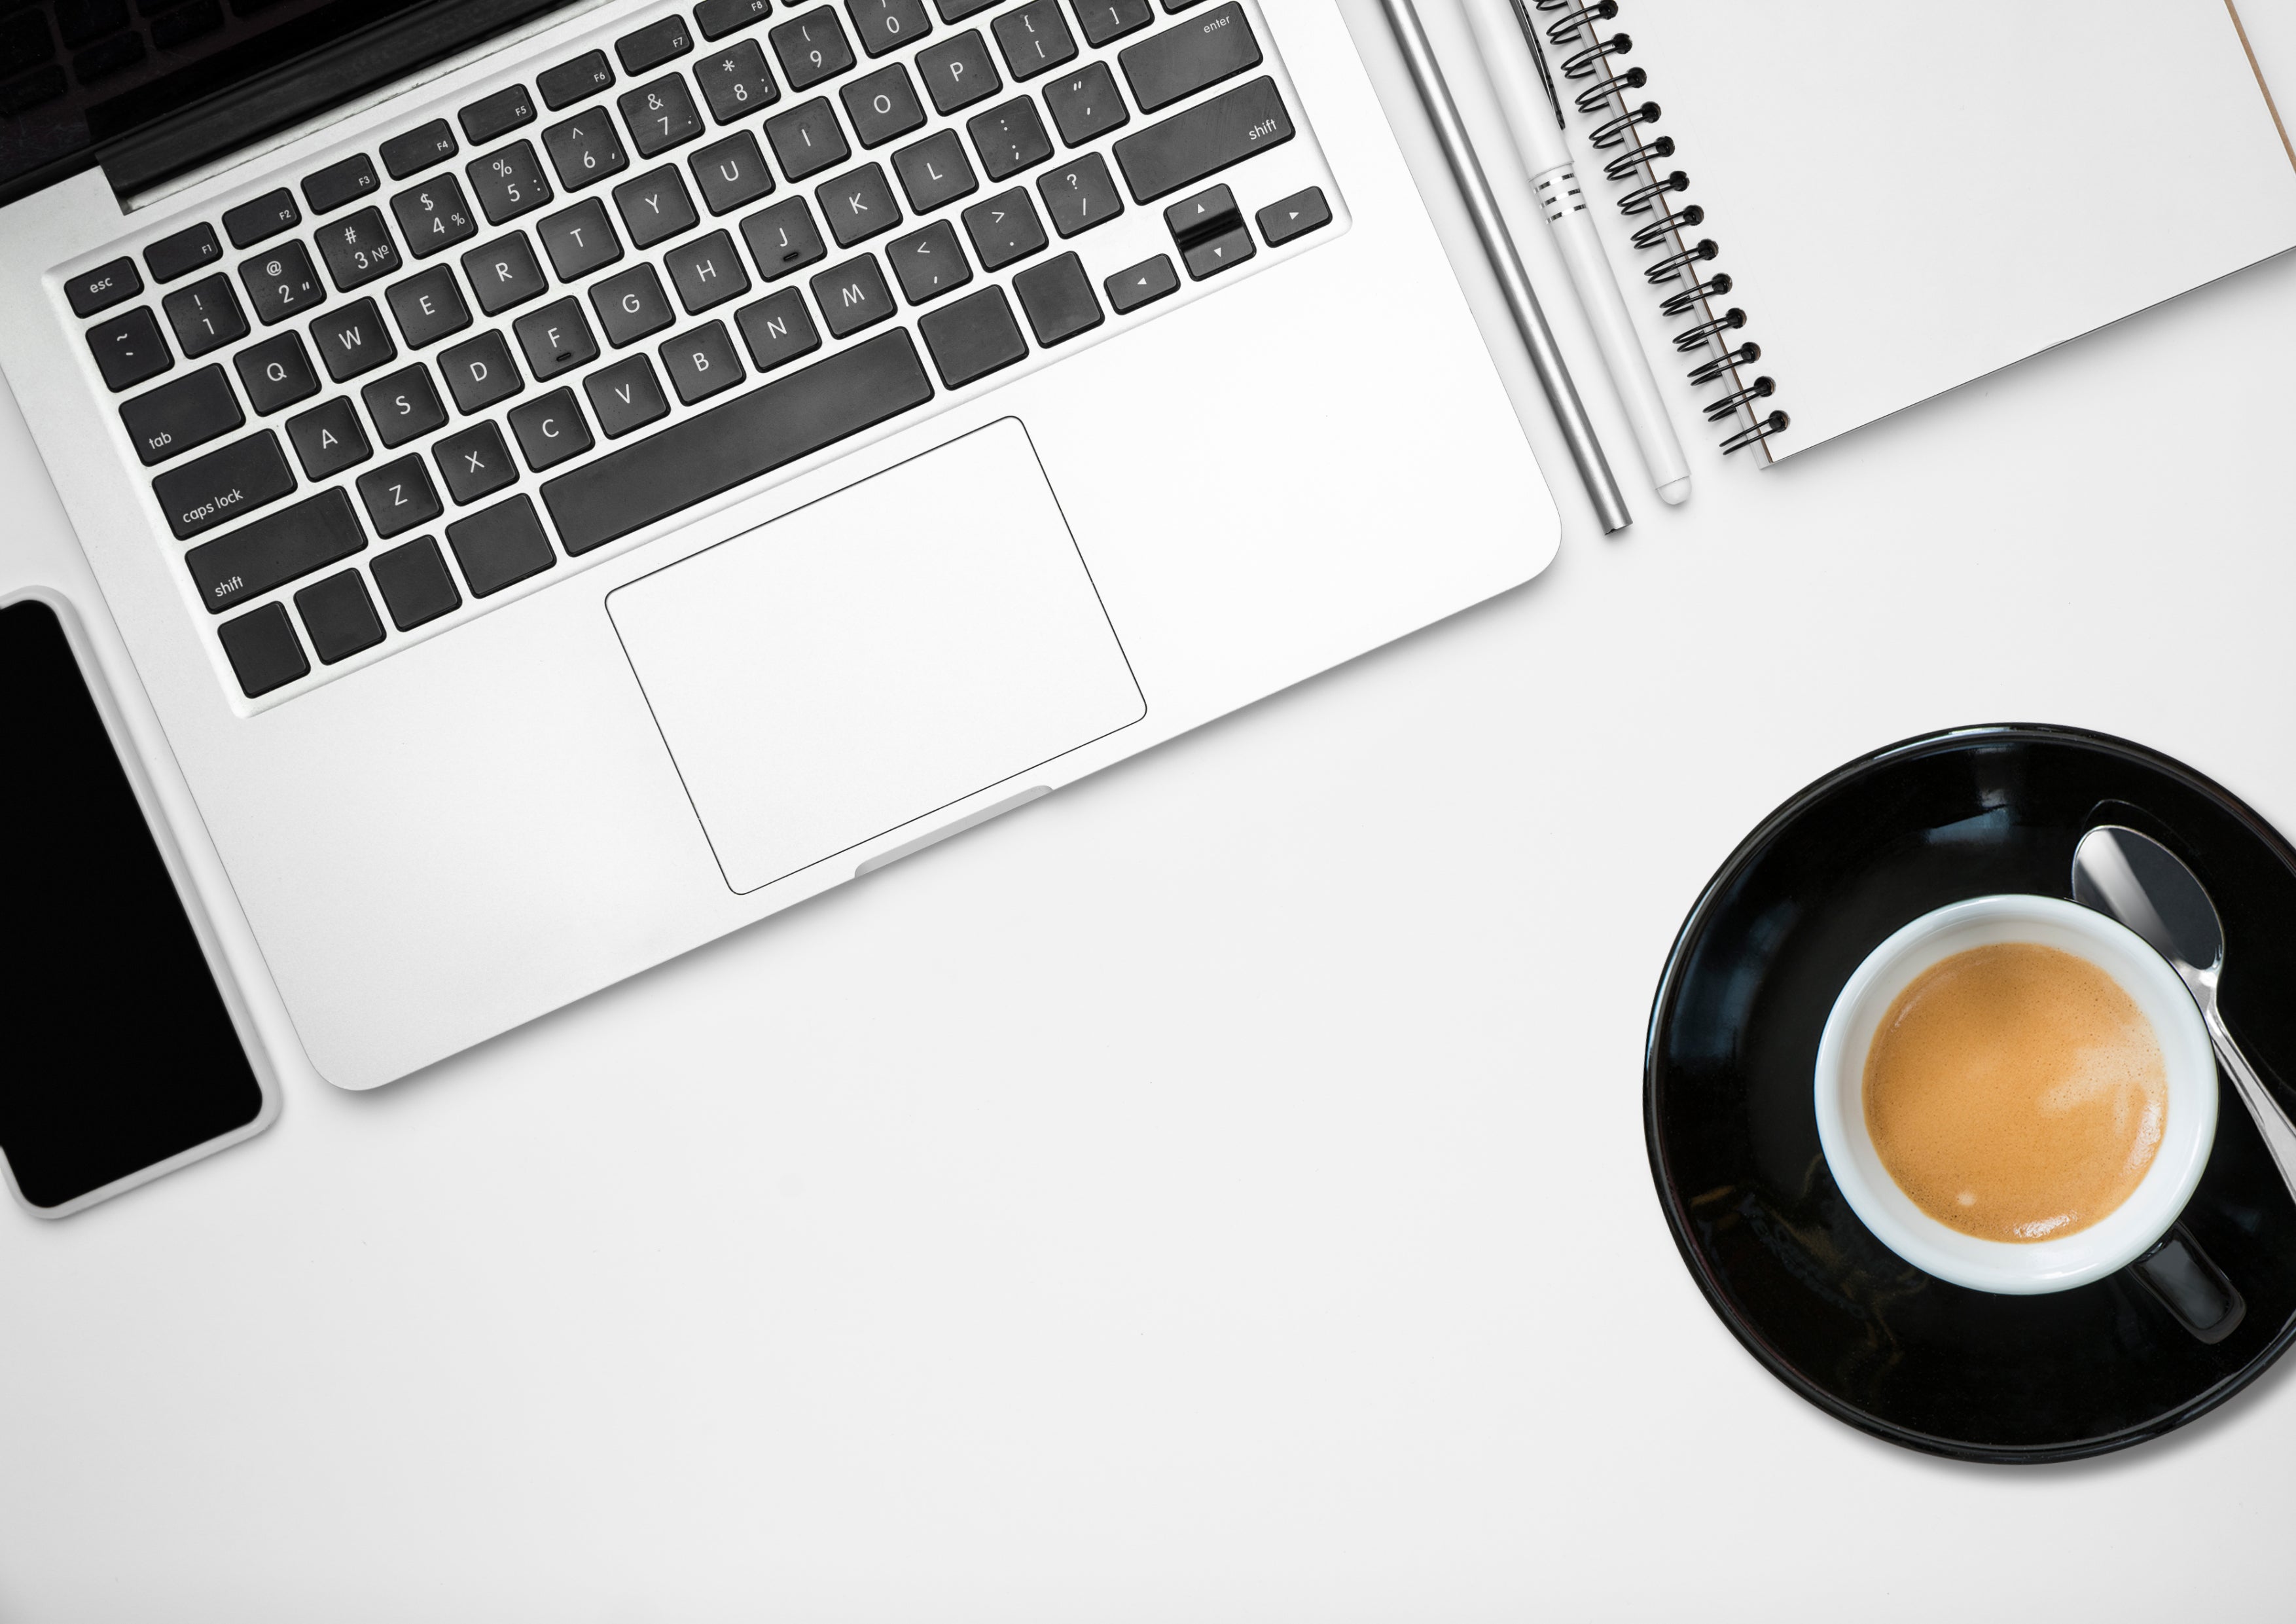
[{"xmin": 1375, "ymin": 0, "xmax": 1632, "ymax": 534}]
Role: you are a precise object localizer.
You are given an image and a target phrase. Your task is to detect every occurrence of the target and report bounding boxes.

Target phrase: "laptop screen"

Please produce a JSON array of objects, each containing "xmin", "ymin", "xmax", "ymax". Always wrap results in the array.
[{"xmin": 0, "ymin": 0, "xmax": 571, "ymax": 209}]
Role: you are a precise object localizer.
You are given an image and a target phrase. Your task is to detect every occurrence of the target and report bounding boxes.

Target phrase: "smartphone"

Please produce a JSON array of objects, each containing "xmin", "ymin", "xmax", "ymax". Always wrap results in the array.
[{"xmin": 1, "ymin": 595, "xmax": 277, "ymax": 1216}]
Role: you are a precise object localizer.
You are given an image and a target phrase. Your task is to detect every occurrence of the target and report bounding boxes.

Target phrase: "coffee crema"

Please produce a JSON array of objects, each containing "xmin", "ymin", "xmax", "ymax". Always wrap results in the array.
[{"xmin": 1863, "ymin": 942, "xmax": 2167, "ymax": 1243}]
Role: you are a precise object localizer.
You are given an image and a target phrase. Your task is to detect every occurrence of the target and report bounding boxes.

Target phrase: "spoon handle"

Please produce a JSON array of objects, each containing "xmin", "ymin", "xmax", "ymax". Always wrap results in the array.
[{"xmin": 2204, "ymin": 1002, "xmax": 2296, "ymax": 1200}]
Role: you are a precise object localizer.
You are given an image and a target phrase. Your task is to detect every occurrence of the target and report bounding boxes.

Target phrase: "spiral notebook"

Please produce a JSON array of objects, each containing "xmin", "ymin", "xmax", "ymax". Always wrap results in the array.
[{"xmin": 1536, "ymin": 0, "xmax": 2296, "ymax": 463}]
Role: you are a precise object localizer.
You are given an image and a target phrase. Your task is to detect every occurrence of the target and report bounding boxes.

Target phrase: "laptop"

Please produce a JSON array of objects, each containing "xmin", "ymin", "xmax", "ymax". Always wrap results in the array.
[{"xmin": 0, "ymin": 0, "xmax": 1556, "ymax": 1090}]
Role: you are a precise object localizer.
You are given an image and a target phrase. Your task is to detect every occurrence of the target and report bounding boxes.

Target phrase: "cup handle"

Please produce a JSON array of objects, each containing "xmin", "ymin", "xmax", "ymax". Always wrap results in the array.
[{"xmin": 2125, "ymin": 1221, "xmax": 2246, "ymax": 1344}]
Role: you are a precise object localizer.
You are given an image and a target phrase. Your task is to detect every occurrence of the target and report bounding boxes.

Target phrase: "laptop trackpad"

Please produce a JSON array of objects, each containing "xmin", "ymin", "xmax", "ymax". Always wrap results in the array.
[{"xmin": 606, "ymin": 419, "xmax": 1145, "ymax": 894}]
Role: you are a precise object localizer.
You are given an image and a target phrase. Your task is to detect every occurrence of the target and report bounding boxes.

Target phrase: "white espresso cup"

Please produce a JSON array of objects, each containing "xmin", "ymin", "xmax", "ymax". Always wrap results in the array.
[{"xmin": 1814, "ymin": 895, "xmax": 2217, "ymax": 1295}]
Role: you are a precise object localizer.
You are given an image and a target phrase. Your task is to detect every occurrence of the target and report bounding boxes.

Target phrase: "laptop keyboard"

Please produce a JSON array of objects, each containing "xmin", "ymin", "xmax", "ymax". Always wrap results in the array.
[{"xmin": 66, "ymin": 0, "xmax": 1332, "ymax": 704}]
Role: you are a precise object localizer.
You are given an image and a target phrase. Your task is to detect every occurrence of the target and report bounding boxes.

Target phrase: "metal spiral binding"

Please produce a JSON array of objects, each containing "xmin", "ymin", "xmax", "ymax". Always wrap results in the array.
[{"xmin": 1533, "ymin": 0, "xmax": 1788, "ymax": 457}]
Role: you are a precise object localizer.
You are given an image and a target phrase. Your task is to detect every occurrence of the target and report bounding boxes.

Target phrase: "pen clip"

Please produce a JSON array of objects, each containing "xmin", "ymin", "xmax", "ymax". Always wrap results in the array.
[{"xmin": 1508, "ymin": 0, "xmax": 1568, "ymax": 128}]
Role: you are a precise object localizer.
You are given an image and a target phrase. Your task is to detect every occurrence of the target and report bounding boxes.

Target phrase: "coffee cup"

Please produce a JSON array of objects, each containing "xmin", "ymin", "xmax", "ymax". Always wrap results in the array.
[{"xmin": 1815, "ymin": 895, "xmax": 2217, "ymax": 1296}]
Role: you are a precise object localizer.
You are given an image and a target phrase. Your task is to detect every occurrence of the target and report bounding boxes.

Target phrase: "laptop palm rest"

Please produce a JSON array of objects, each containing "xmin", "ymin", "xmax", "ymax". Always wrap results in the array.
[{"xmin": 605, "ymin": 418, "xmax": 1146, "ymax": 895}]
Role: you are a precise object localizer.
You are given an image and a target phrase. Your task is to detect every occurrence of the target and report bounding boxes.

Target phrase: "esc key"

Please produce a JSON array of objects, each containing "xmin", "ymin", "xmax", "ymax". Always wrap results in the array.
[{"xmin": 66, "ymin": 257, "xmax": 143, "ymax": 319}]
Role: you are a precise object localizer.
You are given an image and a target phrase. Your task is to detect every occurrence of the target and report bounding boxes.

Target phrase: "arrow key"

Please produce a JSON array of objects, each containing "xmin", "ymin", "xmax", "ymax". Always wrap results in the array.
[
  {"xmin": 1181, "ymin": 221, "xmax": 1253, "ymax": 280},
  {"xmin": 1104, "ymin": 253, "xmax": 1177, "ymax": 313},
  {"xmin": 1256, "ymin": 185, "xmax": 1331, "ymax": 246}
]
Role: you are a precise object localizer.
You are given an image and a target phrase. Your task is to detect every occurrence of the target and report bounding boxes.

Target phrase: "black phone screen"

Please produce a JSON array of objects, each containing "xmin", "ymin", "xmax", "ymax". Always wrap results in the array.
[{"xmin": 1, "ymin": 598, "xmax": 262, "ymax": 1211}]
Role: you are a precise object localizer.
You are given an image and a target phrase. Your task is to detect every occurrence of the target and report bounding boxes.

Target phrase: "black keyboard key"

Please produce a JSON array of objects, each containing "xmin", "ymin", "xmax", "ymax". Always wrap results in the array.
[
  {"xmin": 917, "ymin": 283, "xmax": 1026, "ymax": 387},
  {"xmin": 1075, "ymin": 0, "xmax": 1151, "ymax": 47},
  {"xmin": 891, "ymin": 129, "xmax": 977, "ymax": 212},
  {"xmin": 1043, "ymin": 60, "xmax": 1126, "ymax": 146},
  {"xmin": 696, "ymin": 38, "xmax": 779, "ymax": 122},
  {"xmin": 189, "ymin": 488, "xmax": 365, "ymax": 617},
  {"xmin": 1103, "ymin": 251, "xmax": 1175, "ymax": 312},
  {"xmin": 161, "ymin": 274, "xmax": 247, "ymax": 357},
  {"xmin": 960, "ymin": 186, "xmax": 1044, "ymax": 269},
  {"xmin": 391, "ymin": 174, "xmax": 480, "ymax": 258},
  {"xmin": 665, "ymin": 228, "xmax": 751, "ymax": 312},
  {"xmin": 543, "ymin": 329, "xmax": 931, "ymax": 555},
  {"xmin": 67, "ymin": 257, "xmax": 143, "ymax": 318},
  {"xmin": 223, "ymin": 188, "xmax": 300, "ymax": 249},
  {"xmin": 381, "ymin": 118, "xmax": 458, "ymax": 179},
  {"xmin": 309, "ymin": 297, "xmax": 397, "ymax": 382},
  {"xmin": 384, "ymin": 265, "xmax": 472, "ymax": 349},
  {"xmin": 934, "ymin": 0, "xmax": 1001, "ymax": 18},
  {"xmin": 513, "ymin": 296, "xmax": 598, "ymax": 380},
  {"xmin": 885, "ymin": 218, "xmax": 970, "ymax": 304},
  {"xmin": 1163, "ymin": 179, "xmax": 1234, "ymax": 243},
  {"xmin": 698, "ymin": 0, "xmax": 773, "ymax": 38},
  {"xmin": 217, "ymin": 602, "xmax": 308, "ymax": 697},
  {"xmin": 733, "ymin": 287, "xmax": 821, "ymax": 371},
  {"xmin": 841, "ymin": 62, "xmax": 924, "ymax": 146},
  {"xmin": 145, "ymin": 222, "xmax": 222, "ymax": 284},
  {"xmin": 764, "ymin": 97, "xmax": 849, "ymax": 182},
  {"xmin": 507, "ymin": 389, "xmax": 593, "ymax": 471},
  {"xmin": 468, "ymin": 141, "xmax": 553, "ymax": 224},
  {"xmin": 1164, "ymin": 0, "xmax": 1208, "ymax": 10},
  {"xmin": 432, "ymin": 420, "xmax": 517, "ymax": 505},
  {"xmin": 461, "ymin": 232, "xmax": 549, "ymax": 315},
  {"xmin": 1011, "ymin": 249, "xmax": 1100, "ymax": 345},
  {"xmin": 120, "ymin": 365, "xmax": 241, "ymax": 465},
  {"xmin": 153, "ymin": 430, "xmax": 296, "ymax": 540},
  {"xmin": 356, "ymin": 455, "xmax": 443, "ymax": 537},
  {"xmin": 542, "ymin": 105, "xmax": 630, "ymax": 191},
  {"xmin": 620, "ymin": 74, "xmax": 706, "ymax": 158},
  {"xmin": 591, "ymin": 262, "xmax": 677, "ymax": 346},
  {"xmin": 1119, "ymin": 2, "xmax": 1257, "ymax": 112},
  {"xmin": 770, "ymin": 7, "xmax": 855, "ymax": 91},
  {"xmin": 295, "ymin": 569, "xmax": 385, "ymax": 663},
  {"xmin": 1111, "ymin": 73, "xmax": 1289, "ymax": 201},
  {"xmin": 1257, "ymin": 185, "xmax": 1330, "ymax": 245},
  {"xmin": 314, "ymin": 207, "xmax": 403, "ymax": 290},
  {"xmin": 459, "ymin": 83, "xmax": 537, "ymax": 145},
  {"xmin": 1035, "ymin": 152, "xmax": 1121, "ymax": 237},
  {"xmin": 447, "ymin": 494, "xmax": 556, "ymax": 594},
  {"xmin": 361, "ymin": 364, "xmax": 449, "ymax": 447},
  {"xmin": 992, "ymin": 0, "xmax": 1074, "ymax": 79},
  {"xmin": 584, "ymin": 354, "xmax": 670, "ymax": 437},
  {"xmin": 536, "ymin": 197, "xmax": 624, "ymax": 281},
  {"xmin": 302, "ymin": 154, "xmax": 380, "ymax": 215},
  {"xmin": 539, "ymin": 50, "xmax": 615, "ymax": 111},
  {"xmin": 239, "ymin": 240, "xmax": 326, "ymax": 325},
  {"xmin": 659, "ymin": 319, "xmax": 745, "ymax": 403},
  {"xmin": 689, "ymin": 130, "xmax": 776, "ymax": 213},
  {"xmin": 808, "ymin": 253, "xmax": 894, "ymax": 338},
  {"xmin": 915, "ymin": 29, "xmax": 999, "ymax": 114},
  {"xmin": 814, "ymin": 161, "xmax": 900, "ymax": 247},
  {"xmin": 613, "ymin": 164, "xmax": 701, "ymax": 246},
  {"xmin": 1181, "ymin": 219, "xmax": 1250, "ymax": 278},
  {"xmin": 740, "ymin": 196, "xmax": 827, "ymax": 280},
  {"xmin": 371, "ymin": 535, "xmax": 461, "ymax": 630},
  {"xmin": 967, "ymin": 96, "xmax": 1050, "ymax": 179},
  {"xmin": 616, "ymin": 15, "xmax": 693, "ymax": 75},
  {"xmin": 846, "ymin": 0, "xmax": 931, "ymax": 58},
  {"xmin": 286, "ymin": 398, "xmax": 372, "ymax": 479},
  {"xmin": 236, "ymin": 332, "xmax": 321, "ymax": 416},
  {"xmin": 88, "ymin": 307, "xmax": 173, "ymax": 391}
]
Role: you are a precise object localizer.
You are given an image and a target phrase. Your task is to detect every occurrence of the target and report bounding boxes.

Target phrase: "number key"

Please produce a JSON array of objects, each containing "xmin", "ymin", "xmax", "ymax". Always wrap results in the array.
[
  {"xmin": 467, "ymin": 140, "xmax": 554, "ymax": 225},
  {"xmin": 542, "ymin": 105, "xmax": 630, "ymax": 190},
  {"xmin": 770, "ymin": 7, "xmax": 857, "ymax": 91},
  {"xmin": 846, "ymin": 0, "xmax": 931, "ymax": 58},
  {"xmin": 696, "ymin": 38, "xmax": 780, "ymax": 123},
  {"xmin": 390, "ymin": 175, "xmax": 480, "ymax": 258},
  {"xmin": 161, "ymin": 274, "xmax": 249, "ymax": 357},
  {"xmin": 618, "ymin": 74, "xmax": 707, "ymax": 158},
  {"xmin": 240, "ymin": 241, "xmax": 327, "ymax": 325},
  {"xmin": 314, "ymin": 208, "xmax": 403, "ymax": 291}
]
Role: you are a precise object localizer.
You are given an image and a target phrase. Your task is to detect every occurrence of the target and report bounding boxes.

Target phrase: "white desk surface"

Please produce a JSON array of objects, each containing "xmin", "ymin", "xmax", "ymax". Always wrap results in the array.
[{"xmin": 8, "ymin": 2, "xmax": 2296, "ymax": 1616}]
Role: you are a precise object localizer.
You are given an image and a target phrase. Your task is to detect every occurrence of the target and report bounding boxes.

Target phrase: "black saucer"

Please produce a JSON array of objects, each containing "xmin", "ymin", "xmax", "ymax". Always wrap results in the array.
[{"xmin": 1646, "ymin": 725, "xmax": 2296, "ymax": 1462}]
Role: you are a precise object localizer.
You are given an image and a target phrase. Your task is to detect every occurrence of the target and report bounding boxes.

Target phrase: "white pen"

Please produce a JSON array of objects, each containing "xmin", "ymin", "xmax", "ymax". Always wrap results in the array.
[{"xmin": 1458, "ymin": 0, "xmax": 1691, "ymax": 505}]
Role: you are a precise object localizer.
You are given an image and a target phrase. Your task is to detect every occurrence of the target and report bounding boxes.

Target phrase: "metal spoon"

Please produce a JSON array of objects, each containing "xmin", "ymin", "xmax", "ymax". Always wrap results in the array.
[{"xmin": 2073, "ymin": 825, "xmax": 2296, "ymax": 1199}]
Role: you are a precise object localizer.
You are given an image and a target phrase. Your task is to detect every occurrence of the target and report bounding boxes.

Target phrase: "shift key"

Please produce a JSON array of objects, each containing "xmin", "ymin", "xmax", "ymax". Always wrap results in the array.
[
  {"xmin": 1117, "ymin": 3, "xmax": 1261, "ymax": 113},
  {"xmin": 1111, "ymin": 75, "xmax": 1292, "ymax": 203},
  {"xmin": 186, "ymin": 488, "xmax": 367, "ymax": 615},
  {"xmin": 152, "ymin": 430, "xmax": 296, "ymax": 540}
]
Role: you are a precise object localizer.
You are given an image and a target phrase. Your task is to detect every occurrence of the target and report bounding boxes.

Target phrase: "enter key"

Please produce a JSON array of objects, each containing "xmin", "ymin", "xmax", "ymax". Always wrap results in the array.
[{"xmin": 1118, "ymin": 3, "xmax": 1262, "ymax": 113}]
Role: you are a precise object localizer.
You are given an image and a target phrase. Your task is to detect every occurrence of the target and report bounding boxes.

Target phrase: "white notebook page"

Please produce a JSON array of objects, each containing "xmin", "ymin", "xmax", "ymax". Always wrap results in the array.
[{"xmin": 1609, "ymin": 0, "xmax": 2296, "ymax": 458}]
